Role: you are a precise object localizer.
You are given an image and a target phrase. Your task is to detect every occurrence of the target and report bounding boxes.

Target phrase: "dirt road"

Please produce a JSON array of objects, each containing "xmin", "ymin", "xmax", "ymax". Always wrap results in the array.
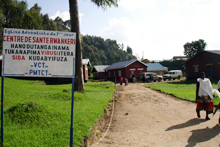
[{"xmin": 91, "ymin": 83, "xmax": 220, "ymax": 147}]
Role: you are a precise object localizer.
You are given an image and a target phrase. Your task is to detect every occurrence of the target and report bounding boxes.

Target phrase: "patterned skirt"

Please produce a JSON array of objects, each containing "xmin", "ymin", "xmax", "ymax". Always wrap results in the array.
[{"xmin": 196, "ymin": 96, "xmax": 214, "ymax": 114}]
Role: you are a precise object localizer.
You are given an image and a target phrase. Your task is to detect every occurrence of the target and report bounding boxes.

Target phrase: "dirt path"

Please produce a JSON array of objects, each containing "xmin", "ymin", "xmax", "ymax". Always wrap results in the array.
[{"xmin": 91, "ymin": 83, "xmax": 220, "ymax": 147}]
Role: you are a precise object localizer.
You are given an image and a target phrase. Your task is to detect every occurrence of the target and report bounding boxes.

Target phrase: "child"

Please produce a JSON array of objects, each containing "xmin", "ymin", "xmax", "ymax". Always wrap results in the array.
[{"xmin": 125, "ymin": 78, "xmax": 128, "ymax": 86}]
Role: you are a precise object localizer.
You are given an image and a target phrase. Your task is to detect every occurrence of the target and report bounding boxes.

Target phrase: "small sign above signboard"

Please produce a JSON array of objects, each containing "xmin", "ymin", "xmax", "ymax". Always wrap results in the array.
[{"xmin": 2, "ymin": 28, "xmax": 76, "ymax": 78}]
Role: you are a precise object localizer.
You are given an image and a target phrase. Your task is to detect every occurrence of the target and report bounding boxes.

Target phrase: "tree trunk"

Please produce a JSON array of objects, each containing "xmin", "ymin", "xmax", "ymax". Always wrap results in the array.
[{"xmin": 69, "ymin": 0, "xmax": 84, "ymax": 92}]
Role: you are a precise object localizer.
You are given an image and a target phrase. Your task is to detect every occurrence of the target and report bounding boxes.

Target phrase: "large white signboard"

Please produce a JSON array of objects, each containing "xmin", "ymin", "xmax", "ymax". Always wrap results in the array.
[{"xmin": 2, "ymin": 28, "xmax": 76, "ymax": 78}]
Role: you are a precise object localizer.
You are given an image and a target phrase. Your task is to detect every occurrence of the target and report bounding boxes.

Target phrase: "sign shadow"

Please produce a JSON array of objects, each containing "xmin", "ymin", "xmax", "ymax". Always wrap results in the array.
[{"xmin": 185, "ymin": 124, "xmax": 220, "ymax": 147}]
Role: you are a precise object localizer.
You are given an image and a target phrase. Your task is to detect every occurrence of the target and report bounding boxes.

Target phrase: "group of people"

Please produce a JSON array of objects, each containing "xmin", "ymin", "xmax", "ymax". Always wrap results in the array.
[
  {"xmin": 119, "ymin": 76, "xmax": 128, "ymax": 86},
  {"xmin": 196, "ymin": 72, "xmax": 220, "ymax": 124}
]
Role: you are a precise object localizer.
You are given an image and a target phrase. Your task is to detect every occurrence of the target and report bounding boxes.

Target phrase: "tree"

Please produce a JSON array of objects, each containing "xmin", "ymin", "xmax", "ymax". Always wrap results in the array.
[
  {"xmin": 0, "ymin": 0, "xmax": 42, "ymax": 52},
  {"xmin": 1, "ymin": 0, "xmax": 42, "ymax": 29},
  {"xmin": 69, "ymin": 0, "xmax": 119, "ymax": 92},
  {"xmin": 42, "ymin": 14, "xmax": 57, "ymax": 30},
  {"xmin": 127, "ymin": 46, "xmax": 133, "ymax": 54},
  {"xmin": 160, "ymin": 60, "xmax": 185, "ymax": 72},
  {"xmin": 0, "ymin": 9, "xmax": 5, "ymax": 53},
  {"xmin": 183, "ymin": 39, "xmax": 207, "ymax": 58},
  {"xmin": 54, "ymin": 16, "xmax": 69, "ymax": 31}
]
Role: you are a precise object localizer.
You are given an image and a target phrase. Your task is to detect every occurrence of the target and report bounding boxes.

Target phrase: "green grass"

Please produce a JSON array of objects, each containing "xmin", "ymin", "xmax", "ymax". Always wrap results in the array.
[
  {"xmin": 144, "ymin": 80, "xmax": 220, "ymax": 105},
  {"xmin": 0, "ymin": 77, "xmax": 115, "ymax": 146}
]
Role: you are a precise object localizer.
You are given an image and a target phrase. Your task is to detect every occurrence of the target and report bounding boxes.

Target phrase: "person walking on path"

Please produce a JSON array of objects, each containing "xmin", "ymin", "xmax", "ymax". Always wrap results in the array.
[
  {"xmin": 119, "ymin": 76, "xmax": 123, "ymax": 85},
  {"xmin": 196, "ymin": 72, "xmax": 220, "ymax": 120}
]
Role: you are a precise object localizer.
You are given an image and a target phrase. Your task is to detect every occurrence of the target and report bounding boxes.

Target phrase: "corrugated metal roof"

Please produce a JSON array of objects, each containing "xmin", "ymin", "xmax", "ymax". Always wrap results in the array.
[
  {"xmin": 185, "ymin": 50, "xmax": 220, "ymax": 63},
  {"xmin": 146, "ymin": 63, "xmax": 167, "ymax": 71},
  {"xmin": 205, "ymin": 50, "xmax": 220, "ymax": 55},
  {"xmin": 93, "ymin": 65, "xmax": 109, "ymax": 72},
  {"xmin": 82, "ymin": 59, "xmax": 91, "ymax": 66},
  {"xmin": 105, "ymin": 59, "xmax": 147, "ymax": 70}
]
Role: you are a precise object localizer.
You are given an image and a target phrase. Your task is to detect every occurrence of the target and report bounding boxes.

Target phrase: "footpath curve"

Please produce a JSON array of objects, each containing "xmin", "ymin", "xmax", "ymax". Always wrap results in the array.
[{"xmin": 91, "ymin": 83, "xmax": 220, "ymax": 147}]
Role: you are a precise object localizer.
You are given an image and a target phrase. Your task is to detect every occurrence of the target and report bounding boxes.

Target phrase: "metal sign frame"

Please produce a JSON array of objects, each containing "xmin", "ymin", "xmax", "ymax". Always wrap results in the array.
[{"xmin": 1, "ymin": 28, "xmax": 76, "ymax": 147}]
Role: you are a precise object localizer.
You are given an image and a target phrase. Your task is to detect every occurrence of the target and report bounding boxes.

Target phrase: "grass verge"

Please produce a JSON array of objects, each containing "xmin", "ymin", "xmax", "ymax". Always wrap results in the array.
[
  {"xmin": 1, "ymin": 77, "xmax": 115, "ymax": 146},
  {"xmin": 144, "ymin": 80, "xmax": 220, "ymax": 105}
]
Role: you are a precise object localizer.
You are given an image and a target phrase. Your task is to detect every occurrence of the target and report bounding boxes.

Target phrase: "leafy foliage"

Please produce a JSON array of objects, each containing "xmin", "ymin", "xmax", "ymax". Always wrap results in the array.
[
  {"xmin": 91, "ymin": 0, "xmax": 119, "ymax": 10},
  {"xmin": 0, "ymin": 0, "xmax": 43, "ymax": 53},
  {"xmin": 54, "ymin": 16, "xmax": 70, "ymax": 32},
  {"xmin": 81, "ymin": 35, "xmax": 136, "ymax": 65},
  {"xmin": 183, "ymin": 39, "xmax": 207, "ymax": 58},
  {"xmin": 159, "ymin": 59, "xmax": 186, "ymax": 72},
  {"xmin": 41, "ymin": 14, "xmax": 57, "ymax": 30},
  {"xmin": 126, "ymin": 46, "xmax": 133, "ymax": 54},
  {"xmin": 1, "ymin": 0, "xmax": 43, "ymax": 29}
]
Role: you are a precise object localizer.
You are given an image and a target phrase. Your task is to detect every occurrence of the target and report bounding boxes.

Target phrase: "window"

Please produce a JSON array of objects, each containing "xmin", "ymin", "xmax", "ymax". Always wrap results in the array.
[
  {"xmin": 138, "ymin": 68, "xmax": 143, "ymax": 75},
  {"xmin": 109, "ymin": 71, "xmax": 111, "ymax": 77},
  {"xmin": 94, "ymin": 72, "xmax": 97, "ymax": 77},
  {"xmin": 114, "ymin": 71, "xmax": 115, "ymax": 77},
  {"xmin": 118, "ymin": 70, "xmax": 121, "ymax": 77},
  {"xmin": 194, "ymin": 66, "xmax": 198, "ymax": 72},
  {"xmin": 158, "ymin": 71, "xmax": 162, "ymax": 75},
  {"xmin": 131, "ymin": 70, "xmax": 134, "ymax": 75}
]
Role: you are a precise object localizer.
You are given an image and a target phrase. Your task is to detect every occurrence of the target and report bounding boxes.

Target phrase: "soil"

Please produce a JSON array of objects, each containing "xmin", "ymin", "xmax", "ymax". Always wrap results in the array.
[{"xmin": 87, "ymin": 82, "xmax": 220, "ymax": 147}]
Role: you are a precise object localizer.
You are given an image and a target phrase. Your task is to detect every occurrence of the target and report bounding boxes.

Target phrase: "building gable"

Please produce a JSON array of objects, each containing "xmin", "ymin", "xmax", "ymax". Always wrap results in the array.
[
  {"xmin": 185, "ymin": 50, "xmax": 220, "ymax": 80},
  {"xmin": 105, "ymin": 59, "xmax": 147, "ymax": 71}
]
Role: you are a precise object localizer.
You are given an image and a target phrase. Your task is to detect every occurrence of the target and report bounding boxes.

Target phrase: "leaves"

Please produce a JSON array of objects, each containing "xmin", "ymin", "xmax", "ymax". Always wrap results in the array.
[
  {"xmin": 183, "ymin": 39, "xmax": 207, "ymax": 58},
  {"xmin": 90, "ymin": 0, "xmax": 119, "ymax": 10}
]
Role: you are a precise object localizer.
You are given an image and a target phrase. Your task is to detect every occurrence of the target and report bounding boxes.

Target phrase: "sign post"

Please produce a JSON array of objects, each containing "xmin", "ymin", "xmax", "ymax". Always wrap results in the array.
[
  {"xmin": 70, "ymin": 76, "xmax": 75, "ymax": 147},
  {"xmin": 2, "ymin": 28, "xmax": 76, "ymax": 146},
  {"xmin": 1, "ymin": 76, "xmax": 4, "ymax": 147}
]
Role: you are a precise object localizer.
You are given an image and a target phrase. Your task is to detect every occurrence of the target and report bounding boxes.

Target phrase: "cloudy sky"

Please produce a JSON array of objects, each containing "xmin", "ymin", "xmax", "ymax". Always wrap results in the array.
[{"xmin": 27, "ymin": 0, "xmax": 220, "ymax": 61}]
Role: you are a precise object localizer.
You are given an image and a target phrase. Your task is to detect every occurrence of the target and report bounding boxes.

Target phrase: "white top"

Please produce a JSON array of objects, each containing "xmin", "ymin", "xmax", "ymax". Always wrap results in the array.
[{"xmin": 197, "ymin": 78, "xmax": 220, "ymax": 99}]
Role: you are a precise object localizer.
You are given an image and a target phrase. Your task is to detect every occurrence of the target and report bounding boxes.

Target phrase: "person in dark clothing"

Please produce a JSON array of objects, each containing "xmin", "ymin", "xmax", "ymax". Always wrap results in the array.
[
  {"xmin": 150, "ymin": 74, "xmax": 153, "ymax": 82},
  {"xmin": 132, "ymin": 74, "xmax": 136, "ymax": 83}
]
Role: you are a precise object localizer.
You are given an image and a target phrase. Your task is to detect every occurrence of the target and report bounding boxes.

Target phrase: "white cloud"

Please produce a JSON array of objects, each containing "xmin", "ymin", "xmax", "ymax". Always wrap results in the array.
[
  {"xmin": 99, "ymin": 17, "xmax": 153, "ymax": 59},
  {"xmin": 50, "ymin": 11, "xmax": 84, "ymax": 22},
  {"xmin": 99, "ymin": 0, "xmax": 220, "ymax": 60},
  {"xmin": 119, "ymin": 0, "xmax": 156, "ymax": 11},
  {"xmin": 50, "ymin": 11, "xmax": 70, "ymax": 21},
  {"xmin": 182, "ymin": 0, "xmax": 211, "ymax": 8}
]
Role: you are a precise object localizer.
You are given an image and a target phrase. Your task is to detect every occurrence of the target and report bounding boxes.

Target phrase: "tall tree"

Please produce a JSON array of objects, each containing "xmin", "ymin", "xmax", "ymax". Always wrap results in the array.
[
  {"xmin": 183, "ymin": 39, "xmax": 207, "ymax": 58},
  {"xmin": 127, "ymin": 46, "xmax": 133, "ymax": 54},
  {"xmin": 0, "ymin": 0, "xmax": 42, "ymax": 52},
  {"xmin": 0, "ymin": 9, "xmax": 4, "ymax": 53},
  {"xmin": 69, "ymin": 0, "xmax": 119, "ymax": 92},
  {"xmin": 54, "ymin": 16, "xmax": 69, "ymax": 31},
  {"xmin": 1, "ymin": 0, "xmax": 42, "ymax": 29},
  {"xmin": 42, "ymin": 14, "xmax": 57, "ymax": 30}
]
